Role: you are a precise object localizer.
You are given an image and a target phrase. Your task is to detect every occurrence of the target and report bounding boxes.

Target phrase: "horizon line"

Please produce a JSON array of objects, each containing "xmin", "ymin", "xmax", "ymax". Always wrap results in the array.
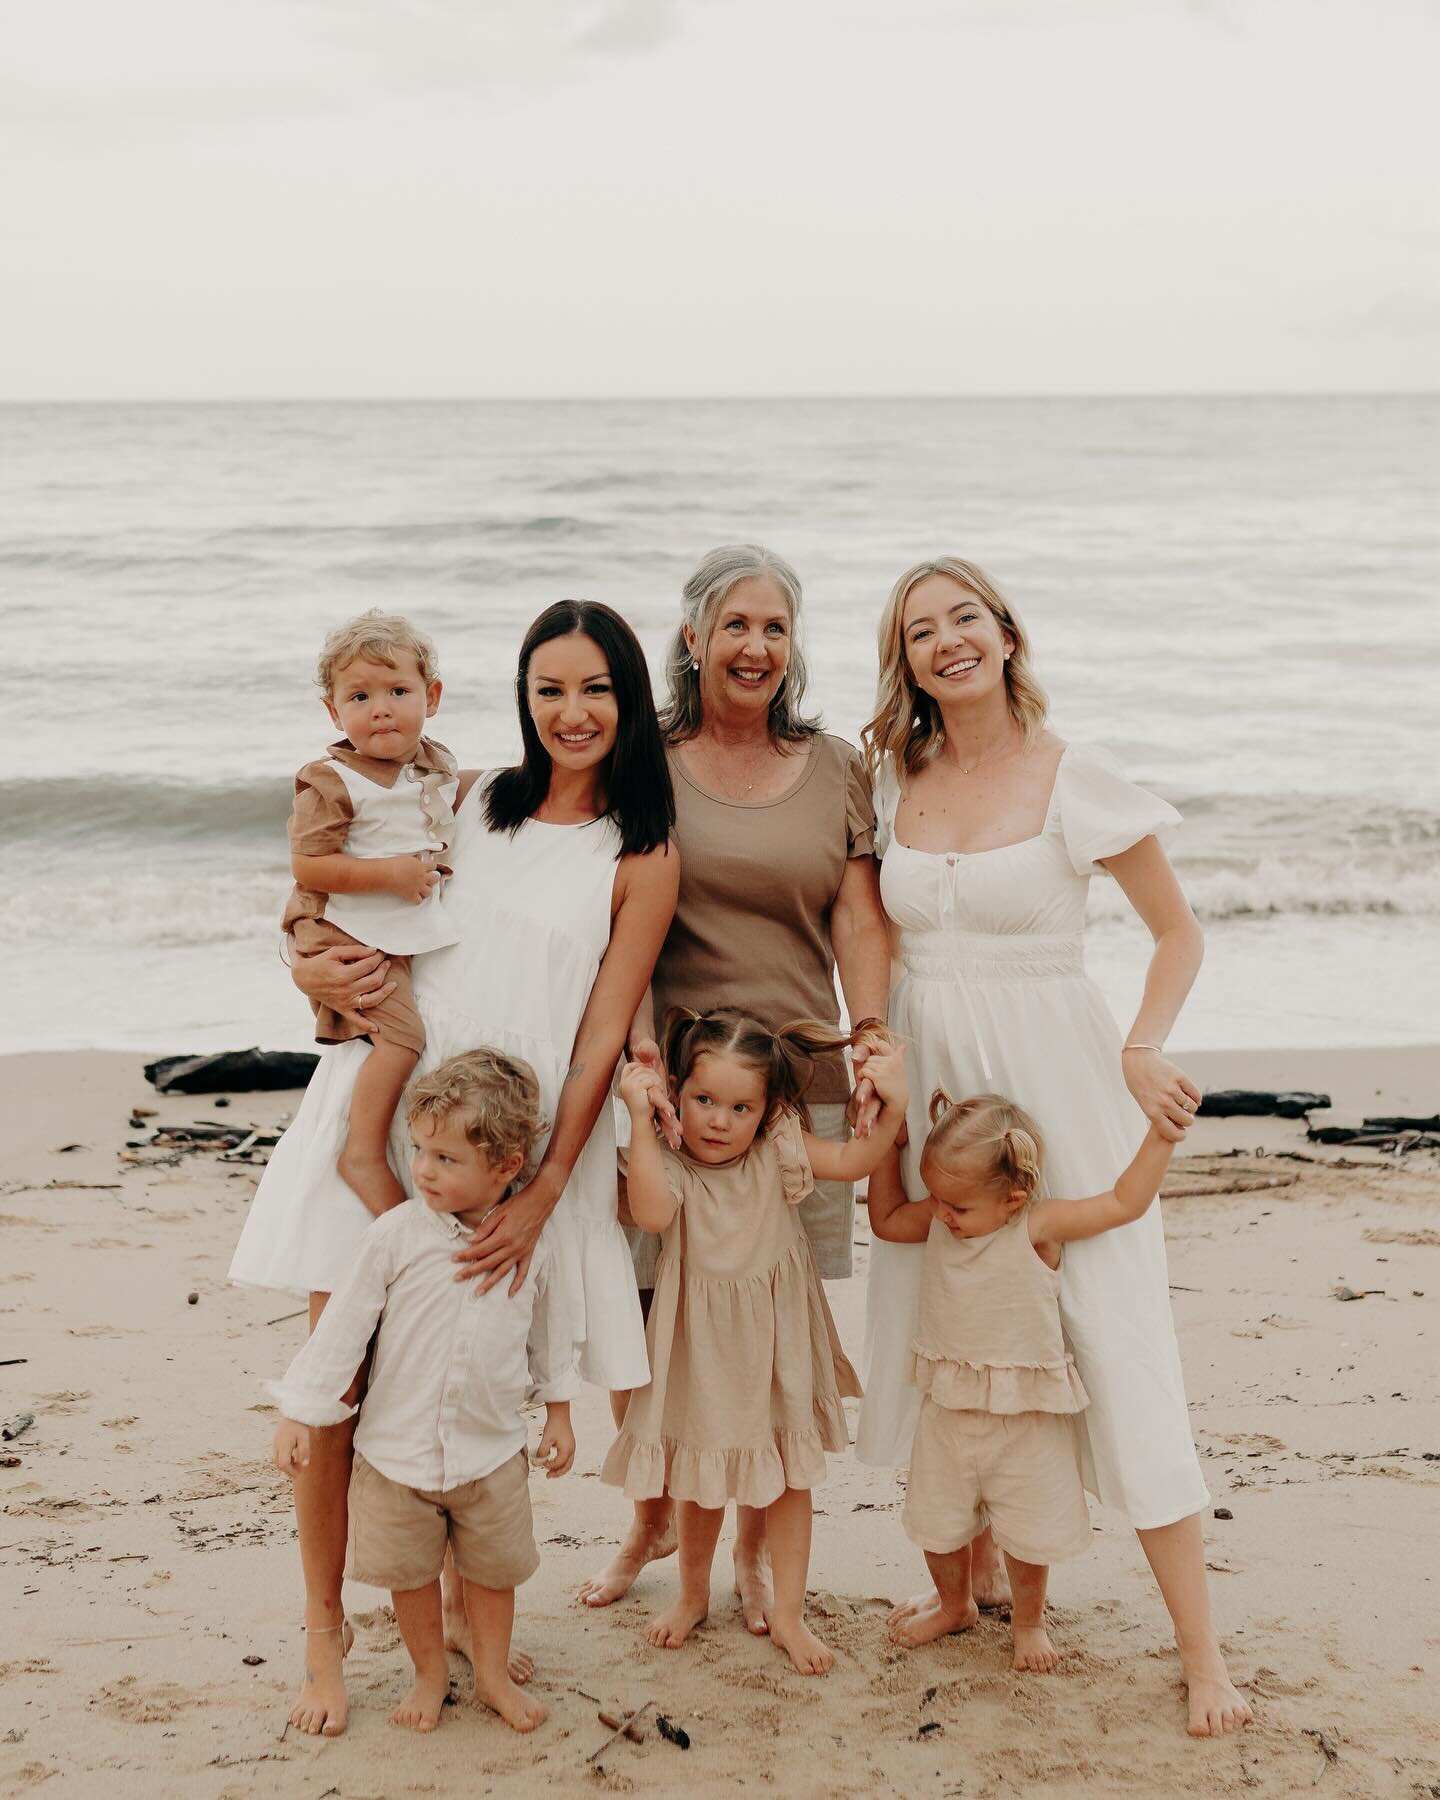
[{"xmin": 1, "ymin": 388, "xmax": 1436, "ymax": 407}]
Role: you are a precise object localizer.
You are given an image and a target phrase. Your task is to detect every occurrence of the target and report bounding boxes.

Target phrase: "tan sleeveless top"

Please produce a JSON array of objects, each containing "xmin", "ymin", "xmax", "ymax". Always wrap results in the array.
[{"xmin": 909, "ymin": 1210, "xmax": 1089, "ymax": 1415}]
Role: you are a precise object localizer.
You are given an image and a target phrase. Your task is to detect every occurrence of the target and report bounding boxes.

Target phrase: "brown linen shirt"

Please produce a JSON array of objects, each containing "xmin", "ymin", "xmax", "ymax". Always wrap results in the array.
[{"xmin": 652, "ymin": 733, "xmax": 876, "ymax": 1105}]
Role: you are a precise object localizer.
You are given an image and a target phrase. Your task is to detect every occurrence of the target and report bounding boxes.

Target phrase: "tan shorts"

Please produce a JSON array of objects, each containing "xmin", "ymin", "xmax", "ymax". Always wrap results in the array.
[
  {"xmin": 346, "ymin": 1449, "xmax": 539, "ymax": 1593},
  {"xmin": 903, "ymin": 1400, "xmax": 1092, "ymax": 1567},
  {"xmin": 291, "ymin": 918, "xmax": 424, "ymax": 1057}
]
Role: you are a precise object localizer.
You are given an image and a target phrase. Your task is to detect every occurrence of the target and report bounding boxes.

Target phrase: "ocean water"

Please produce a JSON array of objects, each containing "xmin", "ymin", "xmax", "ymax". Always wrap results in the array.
[{"xmin": 4, "ymin": 397, "xmax": 1437, "ymax": 1057}]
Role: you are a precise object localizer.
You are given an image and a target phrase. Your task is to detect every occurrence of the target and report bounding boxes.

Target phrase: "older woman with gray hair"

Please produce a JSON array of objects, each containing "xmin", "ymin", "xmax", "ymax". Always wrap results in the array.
[{"xmin": 578, "ymin": 544, "xmax": 892, "ymax": 1632}]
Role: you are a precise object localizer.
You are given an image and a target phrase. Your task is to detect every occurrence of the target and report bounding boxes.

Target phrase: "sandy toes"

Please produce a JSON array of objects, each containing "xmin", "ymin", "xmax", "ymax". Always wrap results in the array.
[
  {"xmin": 1012, "ymin": 1624, "xmax": 1059, "ymax": 1673},
  {"xmin": 390, "ymin": 1669, "xmax": 450, "ymax": 1732},
  {"xmin": 1183, "ymin": 1667, "xmax": 1253, "ymax": 1736},
  {"xmin": 768, "ymin": 1616, "xmax": 834, "ymax": 1676},
  {"xmin": 645, "ymin": 1597, "xmax": 708, "ymax": 1649},
  {"xmin": 886, "ymin": 1592, "xmax": 979, "ymax": 1649},
  {"xmin": 733, "ymin": 1547, "xmax": 773, "ymax": 1636},
  {"xmin": 473, "ymin": 1665, "xmax": 547, "ymax": 1732},
  {"xmin": 576, "ymin": 1518, "xmax": 677, "ymax": 1608},
  {"xmin": 289, "ymin": 1619, "xmax": 354, "ymax": 1737}
]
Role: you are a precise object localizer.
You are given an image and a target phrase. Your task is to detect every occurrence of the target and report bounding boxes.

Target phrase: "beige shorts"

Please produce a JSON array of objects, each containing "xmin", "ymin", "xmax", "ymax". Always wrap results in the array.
[
  {"xmin": 346, "ymin": 1449, "xmax": 539, "ymax": 1593},
  {"xmin": 903, "ymin": 1400, "xmax": 1092, "ymax": 1567},
  {"xmin": 291, "ymin": 917, "xmax": 424, "ymax": 1057},
  {"xmin": 627, "ymin": 1100, "xmax": 856, "ymax": 1286}
]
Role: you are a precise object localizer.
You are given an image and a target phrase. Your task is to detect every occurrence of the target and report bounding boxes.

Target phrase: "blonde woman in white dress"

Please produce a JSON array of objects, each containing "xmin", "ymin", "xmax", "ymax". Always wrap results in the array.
[{"xmin": 855, "ymin": 559, "xmax": 1250, "ymax": 1738}]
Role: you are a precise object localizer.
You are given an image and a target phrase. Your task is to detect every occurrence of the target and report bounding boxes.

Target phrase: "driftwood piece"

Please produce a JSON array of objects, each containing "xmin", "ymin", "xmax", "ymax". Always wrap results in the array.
[
  {"xmin": 144, "ymin": 1049, "xmax": 319, "ymax": 1095},
  {"xmin": 1198, "ymin": 1089, "xmax": 1330, "ymax": 1119}
]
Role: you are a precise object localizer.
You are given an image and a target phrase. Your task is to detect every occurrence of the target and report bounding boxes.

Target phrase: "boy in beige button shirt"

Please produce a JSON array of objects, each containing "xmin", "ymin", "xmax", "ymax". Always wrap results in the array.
[{"xmin": 271, "ymin": 1049, "xmax": 578, "ymax": 1734}]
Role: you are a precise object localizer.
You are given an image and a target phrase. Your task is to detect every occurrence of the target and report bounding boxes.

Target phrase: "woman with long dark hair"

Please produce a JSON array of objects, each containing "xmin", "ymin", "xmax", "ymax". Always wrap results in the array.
[{"xmin": 231, "ymin": 600, "xmax": 678, "ymax": 1737}]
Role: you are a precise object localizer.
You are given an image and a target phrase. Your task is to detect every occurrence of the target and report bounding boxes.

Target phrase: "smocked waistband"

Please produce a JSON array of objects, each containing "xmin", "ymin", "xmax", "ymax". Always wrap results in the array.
[{"xmin": 900, "ymin": 930, "xmax": 1084, "ymax": 982}]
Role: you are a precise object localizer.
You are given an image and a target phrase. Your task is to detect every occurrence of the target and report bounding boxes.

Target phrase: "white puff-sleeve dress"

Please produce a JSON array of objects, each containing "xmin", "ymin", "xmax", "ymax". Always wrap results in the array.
[
  {"xmin": 857, "ymin": 743, "xmax": 1210, "ymax": 1531},
  {"xmin": 229, "ymin": 780, "xmax": 649, "ymax": 1393}
]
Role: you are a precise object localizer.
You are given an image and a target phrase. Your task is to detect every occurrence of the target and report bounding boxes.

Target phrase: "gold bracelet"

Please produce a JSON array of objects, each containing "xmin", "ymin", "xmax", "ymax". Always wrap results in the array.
[{"xmin": 1122, "ymin": 1042, "xmax": 1163, "ymax": 1054}]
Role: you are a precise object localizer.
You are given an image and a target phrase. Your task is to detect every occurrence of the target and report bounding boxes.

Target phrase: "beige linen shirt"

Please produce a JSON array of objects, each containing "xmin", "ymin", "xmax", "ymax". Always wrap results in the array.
[
  {"xmin": 654, "ymin": 734, "xmax": 876, "ymax": 1105},
  {"xmin": 269, "ymin": 1198, "xmax": 579, "ymax": 1492}
]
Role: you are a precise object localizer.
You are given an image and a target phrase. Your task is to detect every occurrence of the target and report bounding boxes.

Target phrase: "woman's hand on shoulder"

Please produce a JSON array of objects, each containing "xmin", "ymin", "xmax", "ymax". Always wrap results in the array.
[
  {"xmin": 1122, "ymin": 1047, "xmax": 1201, "ymax": 1142},
  {"xmin": 290, "ymin": 938, "xmax": 396, "ymax": 1031},
  {"xmin": 451, "ymin": 1171, "xmax": 561, "ymax": 1296}
]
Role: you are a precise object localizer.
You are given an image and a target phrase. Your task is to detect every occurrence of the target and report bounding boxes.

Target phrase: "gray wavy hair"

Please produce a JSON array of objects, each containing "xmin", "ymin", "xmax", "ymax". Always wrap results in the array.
[{"xmin": 660, "ymin": 544, "xmax": 821, "ymax": 743}]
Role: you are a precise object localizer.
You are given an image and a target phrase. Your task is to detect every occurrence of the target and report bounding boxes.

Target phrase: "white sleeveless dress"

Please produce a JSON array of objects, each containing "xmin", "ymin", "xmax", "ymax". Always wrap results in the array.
[
  {"xmin": 229, "ymin": 780, "xmax": 649, "ymax": 1392},
  {"xmin": 857, "ymin": 743, "xmax": 1210, "ymax": 1531}
]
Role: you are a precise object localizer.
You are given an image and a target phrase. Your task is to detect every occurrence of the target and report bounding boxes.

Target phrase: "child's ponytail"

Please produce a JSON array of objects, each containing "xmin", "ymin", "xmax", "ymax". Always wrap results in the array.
[{"xmin": 922, "ymin": 1091, "xmax": 1046, "ymax": 1202}]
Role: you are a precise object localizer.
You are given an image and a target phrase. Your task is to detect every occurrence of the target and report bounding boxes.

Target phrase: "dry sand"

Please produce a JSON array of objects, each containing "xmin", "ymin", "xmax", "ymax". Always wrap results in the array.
[{"xmin": 2, "ymin": 1047, "xmax": 1437, "ymax": 1798}]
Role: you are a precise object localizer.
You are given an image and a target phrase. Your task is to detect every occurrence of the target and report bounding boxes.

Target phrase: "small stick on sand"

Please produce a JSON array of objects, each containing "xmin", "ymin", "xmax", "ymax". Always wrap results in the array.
[
  {"xmin": 264, "ymin": 1308, "xmax": 308, "ymax": 1327},
  {"xmin": 586, "ymin": 1699, "xmax": 654, "ymax": 1763}
]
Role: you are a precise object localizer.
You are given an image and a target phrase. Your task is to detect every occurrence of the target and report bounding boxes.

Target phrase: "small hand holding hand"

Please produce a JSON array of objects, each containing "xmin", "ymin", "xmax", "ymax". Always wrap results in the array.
[
  {"xmin": 389, "ymin": 851, "xmax": 441, "ymax": 906},
  {"xmin": 847, "ymin": 1024, "xmax": 893, "ymax": 1138},
  {"xmin": 532, "ymin": 1409, "xmax": 576, "ymax": 1479},
  {"xmin": 860, "ymin": 1044, "xmax": 908, "ymax": 1113},
  {"xmin": 272, "ymin": 1420, "xmax": 311, "ymax": 1477},
  {"xmin": 622, "ymin": 1039, "xmax": 681, "ymax": 1149},
  {"xmin": 1123, "ymin": 1047, "xmax": 1201, "ymax": 1142}
]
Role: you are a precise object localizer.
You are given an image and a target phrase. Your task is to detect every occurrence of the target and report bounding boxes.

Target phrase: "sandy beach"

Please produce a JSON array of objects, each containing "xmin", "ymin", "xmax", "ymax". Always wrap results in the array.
[{"xmin": 2, "ymin": 1046, "xmax": 1437, "ymax": 1799}]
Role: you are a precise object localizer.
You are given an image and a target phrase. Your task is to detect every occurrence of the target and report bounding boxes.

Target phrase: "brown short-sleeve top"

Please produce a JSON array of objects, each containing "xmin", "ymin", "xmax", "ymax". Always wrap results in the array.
[{"xmin": 652, "ymin": 733, "xmax": 876, "ymax": 1105}]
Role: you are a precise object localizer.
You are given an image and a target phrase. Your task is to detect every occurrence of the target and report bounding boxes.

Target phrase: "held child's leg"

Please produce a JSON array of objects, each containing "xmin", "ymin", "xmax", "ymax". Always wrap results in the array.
[
  {"xmin": 1137, "ymin": 1514, "xmax": 1252, "ymax": 1737},
  {"xmin": 389, "ymin": 1581, "xmax": 452, "ymax": 1731},
  {"xmin": 647, "ymin": 1500, "xmax": 724, "ymax": 1648},
  {"xmin": 888, "ymin": 1546, "xmax": 979, "ymax": 1647},
  {"xmin": 732, "ymin": 1503, "xmax": 773, "ymax": 1635},
  {"xmin": 764, "ymin": 1486, "xmax": 833, "ymax": 1675},
  {"xmin": 1005, "ymin": 1555, "xmax": 1058, "ymax": 1672},
  {"xmin": 338, "ymin": 1040, "xmax": 416, "ymax": 1215},
  {"xmin": 289, "ymin": 1291, "xmax": 360, "ymax": 1737},
  {"xmin": 463, "ymin": 1581, "xmax": 546, "ymax": 1732}
]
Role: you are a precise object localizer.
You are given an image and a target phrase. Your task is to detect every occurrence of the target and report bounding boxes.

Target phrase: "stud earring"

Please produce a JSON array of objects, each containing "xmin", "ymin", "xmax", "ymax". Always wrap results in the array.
[{"xmin": 691, "ymin": 659, "xmax": 701, "ymax": 672}]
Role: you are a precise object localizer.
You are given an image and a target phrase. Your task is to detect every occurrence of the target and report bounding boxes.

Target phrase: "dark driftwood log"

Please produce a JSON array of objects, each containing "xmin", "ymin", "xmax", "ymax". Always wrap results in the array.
[
  {"xmin": 144, "ymin": 1049, "xmax": 319, "ymax": 1094},
  {"xmin": 1197, "ymin": 1089, "xmax": 1330, "ymax": 1118},
  {"xmin": 1363, "ymin": 1114, "xmax": 1440, "ymax": 1132}
]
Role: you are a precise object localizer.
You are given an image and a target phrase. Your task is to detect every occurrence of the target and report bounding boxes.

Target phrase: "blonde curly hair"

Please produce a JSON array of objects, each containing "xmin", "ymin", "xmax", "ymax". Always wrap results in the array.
[
  {"xmin": 315, "ymin": 608, "xmax": 439, "ymax": 697},
  {"xmin": 861, "ymin": 558, "xmax": 1048, "ymax": 779},
  {"xmin": 406, "ymin": 1048, "xmax": 546, "ymax": 1172}
]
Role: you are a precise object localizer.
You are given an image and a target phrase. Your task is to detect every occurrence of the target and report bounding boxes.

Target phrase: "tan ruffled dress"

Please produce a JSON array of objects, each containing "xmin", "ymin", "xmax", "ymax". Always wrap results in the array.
[{"xmin": 602, "ymin": 1111, "xmax": 862, "ymax": 1510}]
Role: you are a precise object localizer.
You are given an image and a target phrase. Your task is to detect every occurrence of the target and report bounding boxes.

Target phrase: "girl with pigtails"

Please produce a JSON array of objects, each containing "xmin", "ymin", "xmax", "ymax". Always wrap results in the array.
[
  {"xmin": 867, "ymin": 1090, "xmax": 1181, "ymax": 1678},
  {"xmin": 601, "ymin": 1009, "xmax": 908, "ymax": 1676}
]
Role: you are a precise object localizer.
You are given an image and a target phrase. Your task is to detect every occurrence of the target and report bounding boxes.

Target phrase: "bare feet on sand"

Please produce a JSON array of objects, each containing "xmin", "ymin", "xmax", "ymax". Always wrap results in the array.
[
  {"xmin": 391, "ymin": 1666, "xmax": 450, "ymax": 1732},
  {"xmin": 1181, "ymin": 1647, "xmax": 1253, "ymax": 1736},
  {"xmin": 290, "ymin": 1619, "xmax": 354, "ymax": 1736},
  {"xmin": 338, "ymin": 1146, "xmax": 405, "ymax": 1216},
  {"xmin": 733, "ymin": 1545, "xmax": 774, "ymax": 1636},
  {"xmin": 972, "ymin": 1555, "xmax": 1013, "ymax": 1612},
  {"xmin": 441, "ymin": 1601, "xmax": 533, "ymax": 1683},
  {"xmin": 576, "ymin": 1517, "xmax": 677, "ymax": 1608},
  {"xmin": 645, "ymin": 1597, "xmax": 709, "ymax": 1649},
  {"xmin": 887, "ymin": 1592, "xmax": 980, "ymax": 1648},
  {"xmin": 473, "ymin": 1664, "xmax": 547, "ymax": 1733},
  {"xmin": 1012, "ymin": 1624, "xmax": 1059, "ymax": 1673},
  {"xmin": 768, "ymin": 1615, "xmax": 834, "ymax": 1676}
]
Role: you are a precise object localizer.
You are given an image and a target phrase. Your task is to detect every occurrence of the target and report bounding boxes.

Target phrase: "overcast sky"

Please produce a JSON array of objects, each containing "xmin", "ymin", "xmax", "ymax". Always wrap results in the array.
[{"xmin": 3, "ymin": 0, "xmax": 1437, "ymax": 398}]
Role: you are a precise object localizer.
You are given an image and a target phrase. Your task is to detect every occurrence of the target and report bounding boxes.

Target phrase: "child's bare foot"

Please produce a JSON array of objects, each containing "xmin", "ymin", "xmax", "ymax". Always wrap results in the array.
[
  {"xmin": 887, "ymin": 1591, "xmax": 980, "ymax": 1648},
  {"xmin": 289, "ymin": 1619, "xmax": 353, "ymax": 1736},
  {"xmin": 768, "ymin": 1614, "xmax": 834, "ymax": 1676},
  {"xmin": 473, "ymin": 1663, "xmax": 547, "ymax": 1733},
  {"xmin": 441, "ymin": 1597, "xmax": 533, "ymax": 1682},
  {"xmin": 391, "ymin": 1666, "xmax": 450, "ymax": 1732},
  {"xmin": 577, "ymin": 1517, "xmax": 677, "ymax": 1607},
  {"xmin": 338, "ymin": 1145, "xmax": 404, "ymax": 1215},
  {"xmin": 972, "ymin": 1553, "xmax": 1012, "ymax": 1611},
  {"xmin": 732, "ymin": 1544, "xmax": 773, "ymax": 1636},
  {"xmin": 1012, "ymin": 1624, "xmax": 1059, "ymax": 1673},
  {"xmin": 1181, "ymin": 1644, "xmax": 1252, "ymax": 1736},
  {"xmin": 645, "ymin": 1596, "xmax": 708, "ymax": 1649}
]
